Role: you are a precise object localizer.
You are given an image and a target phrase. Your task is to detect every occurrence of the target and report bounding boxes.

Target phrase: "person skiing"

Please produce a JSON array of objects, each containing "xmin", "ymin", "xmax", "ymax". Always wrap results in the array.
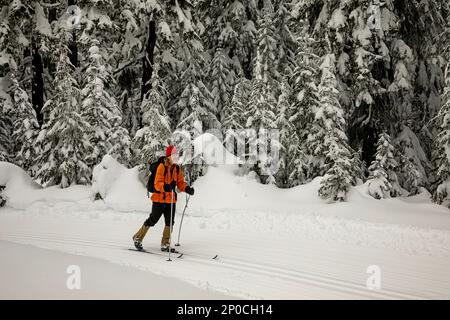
[{"xmin": 132, "ymin": 145, "xmax": 195, "ymax": 252}]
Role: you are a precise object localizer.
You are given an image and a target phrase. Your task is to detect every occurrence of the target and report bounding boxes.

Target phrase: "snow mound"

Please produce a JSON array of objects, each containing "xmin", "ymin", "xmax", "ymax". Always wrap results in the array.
[
  {"xmin": 190, "ymin": 167, "xmax": 325, "ymax": 215},
  {"xmin": 92, "ymin": 155, "xmax": 150, "ymax": 212},
  {"xmin": 92, "ymin": 155, "xmax": 126, "ymax": 200},
  {"xmin": 0, "ymin": 162, "xmax": 41, "ymax": 207},
  {"xmin": 0, "ymin": 162, "xmax": 91, "ymax": 209}
]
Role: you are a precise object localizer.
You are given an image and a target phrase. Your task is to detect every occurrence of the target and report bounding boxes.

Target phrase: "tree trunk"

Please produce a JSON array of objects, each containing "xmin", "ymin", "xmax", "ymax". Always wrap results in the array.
[
  {"xmin": 68, "ymin": 0, "xmax": 78, "ymax": 67},
  {"xmin": 140, "ymin": 20, "xmax": 157, "ymax": 103},
  {"xmin": 32, "ymin": 45, "xmax": 44, "ymax": 127}
]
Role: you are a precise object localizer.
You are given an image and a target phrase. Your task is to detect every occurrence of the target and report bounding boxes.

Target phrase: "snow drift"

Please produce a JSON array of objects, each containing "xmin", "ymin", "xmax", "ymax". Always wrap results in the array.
[
  {"xmin": 0, "ymin": 161, "xmax": 91, "ymax": 209},
  {"xmin": 1, "ymin": 133, "xmax": 449, "ymax": 230},
  {"xmin": 92, "ymin": 155, "xmax": 150, "ymax": 212}
]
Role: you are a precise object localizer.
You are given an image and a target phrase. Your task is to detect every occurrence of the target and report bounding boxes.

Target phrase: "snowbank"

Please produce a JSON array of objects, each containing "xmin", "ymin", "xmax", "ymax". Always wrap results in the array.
[
  {"xmin": 2, "ymin": 130, "xmax": 449, "ymax": 230},
  {"xmin": 0, "ymin": 161, "xmax": 91, "ymax": 209},
  {"xmin": 90, "ymin": 133, "xmax": 241, "ymax": 213},
  {"xmin": 1, "ymin": 162, "xmax": 41, "ymax": 207},
  {"xmin": 92, "ymin": 155, "xmax": 150, "ymax": 212},
  {"xmin": 92, "ymin": 155, "xmax": 126, "ymax": 200},
  {"xmin": 185, "ymin": 165, "xmax": 450, "ymax": 229}
]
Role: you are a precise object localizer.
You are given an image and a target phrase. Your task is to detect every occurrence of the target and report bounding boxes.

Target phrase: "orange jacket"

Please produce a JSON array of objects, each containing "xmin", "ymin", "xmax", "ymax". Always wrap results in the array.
[{"xmin": 151, "ymin": 158, "xmax": 188, "ymax": 204}]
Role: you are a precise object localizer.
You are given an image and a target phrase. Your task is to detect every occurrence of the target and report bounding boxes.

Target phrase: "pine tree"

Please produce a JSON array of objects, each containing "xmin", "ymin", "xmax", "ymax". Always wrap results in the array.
[
  {"xmin": 168, "ymin": 13, "xmax": 220, "ymax": 131},
  {"xmin": 209, "ymin": 47, "xmax": 237, "ymax": 121},
  {"xmin": 36, "ymin": 28, "xmax": 92, "ymax": 188},
  {"xmin": 290, "ymin": 0, "xmax": 446, "ymax": 191},
  {"xmin": 433, "ymin": 60, "xmax": 450, "ymax": 206},
  {"xmin": 110, "ymin": 0, "xmax": 145, "ymax": 137},
  {"xmin": 10, "ymin": 71, "xmax": 39, "ymax": 174},
  {"xmin": 222, "ymin": 78, "xmax": 251, "ymax": 158},
  {"xmin": 132, "ymin": 61, "xmax": 171, "ymax": 172},
  {"xmin": 394, "ymin": 125, "xmax": 431, "ymax": 189},
  {"xmin": 275, "ymin": 80, "xmax": 305, "ymax": 187},
  {"xmin": 389, "ymin": 39, "xmax": 415, "ymax": 121},
  {"xmin": 174, "ymin": 52, "xmax": 219, "ymax": 132},
  {"xmin": 290, "ymin": 19, "xmax": 321, "ymax": 180},
  {"xmin": 0, "ymin": 97, "xmax": 13, "ymax": 162},
  {"xmin": 245, "ymin": 51, "xmax": 278, "ymax": 184},
  {"xmin": 401, "ymin": 155, "xmax": 422, "ymax": 196},
  {"xmin": 367, "ymin": 132, "xmax": 400, "ymax": 199},
  {"xmin": 81, "ymin": 39, "xmax": 131, "ymax": 166},
  {"xmin": 200, "ymin": 0, "xmax": 257, "ymax": 78},
  {"xmin": 316, "ymin": 54, "xmax": 355, "ymax": 202},
  {"xmin": 255, "ymin": 5, "xmax": 279, "ymax": 88},
  {"xmin": 106, "ymin": 113, "xmax": 132, "ymax": 166},
  {"xmin": 223, "ymin": 78, "xmax": 251, "ymax": 131},
  {"xmin": 273, "ymin": 0, "xmax": 296, "ymax": 77},
  {"xmin": 174, "ymin": 84, "xmax": 209, "ymax": 180}
]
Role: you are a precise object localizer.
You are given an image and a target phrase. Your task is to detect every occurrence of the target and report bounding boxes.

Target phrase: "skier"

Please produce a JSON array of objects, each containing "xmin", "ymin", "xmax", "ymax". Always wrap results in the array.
[{"xmin": 132, "ymin": 145, "xmax": 195, "ymax": 252}]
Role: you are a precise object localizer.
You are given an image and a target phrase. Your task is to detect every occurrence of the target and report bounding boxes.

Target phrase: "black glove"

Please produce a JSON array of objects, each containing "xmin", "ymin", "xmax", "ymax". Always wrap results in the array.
[
  {"xmin": 164, "ymin": 181, "xmax": 176, "ymax": 192},
  {"xmin": 185, "ymin": 186, "xmax": 195, "ymax": 196}
]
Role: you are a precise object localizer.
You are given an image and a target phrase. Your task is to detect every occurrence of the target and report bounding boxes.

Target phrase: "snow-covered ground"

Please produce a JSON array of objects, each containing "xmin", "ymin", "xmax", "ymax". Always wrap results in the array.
[
  {"xmin": 0, "ymin": 241, "xmax": 231, "ymax": 299},
  {"xmin": 1, "ymin": 139, "xmax": 450, "ymax": 299}
]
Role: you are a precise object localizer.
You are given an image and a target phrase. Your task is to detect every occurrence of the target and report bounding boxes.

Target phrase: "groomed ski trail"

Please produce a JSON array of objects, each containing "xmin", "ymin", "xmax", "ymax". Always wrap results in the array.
[{"xmin": 1, "ymin": 208, "xmax": 449, "ymax": 299}]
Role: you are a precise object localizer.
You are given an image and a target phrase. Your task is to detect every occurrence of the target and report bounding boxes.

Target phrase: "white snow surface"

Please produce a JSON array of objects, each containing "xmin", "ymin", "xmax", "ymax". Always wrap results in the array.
[
  {"xmin": 1, "ymin": 135, "xmax": 450, "ymax": 299},
  {"xmin": 0, "ymin": 240, "xmax": 230, "ymax": 300}
]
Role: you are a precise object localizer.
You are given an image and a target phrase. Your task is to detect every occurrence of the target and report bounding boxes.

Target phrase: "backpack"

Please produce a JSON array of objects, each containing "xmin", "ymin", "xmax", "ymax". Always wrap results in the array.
[
  {"xmin": 146, "ymin": 156, "xmax": 166, "ymax": 193},
  {"xmin": 146, "ymin": 157, "xmax": 179, "ymax": 194}
]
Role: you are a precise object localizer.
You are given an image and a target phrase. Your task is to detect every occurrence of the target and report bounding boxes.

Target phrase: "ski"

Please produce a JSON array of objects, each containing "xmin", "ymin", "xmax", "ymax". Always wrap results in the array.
[
  {"xmin": 128, "ymin": 248, "xmax": 184, "ymax": 259},
  {"xmin": 180, "ymin": 252, "xmax": 219, "ymax": 260},
  {"xmin": 127, "ymin": 248, "xmax": 218, "ymax": 260}
]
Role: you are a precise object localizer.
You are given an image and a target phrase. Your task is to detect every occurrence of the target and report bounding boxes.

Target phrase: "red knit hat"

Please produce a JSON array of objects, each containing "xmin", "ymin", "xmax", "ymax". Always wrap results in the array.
[{"xmin": 166, "ymin": 145, "xmax": 177, "ymax": 157}]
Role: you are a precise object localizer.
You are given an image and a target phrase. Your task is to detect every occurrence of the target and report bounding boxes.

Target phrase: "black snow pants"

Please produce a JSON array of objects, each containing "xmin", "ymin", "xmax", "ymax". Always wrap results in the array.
[{"xmin": 144, "ymin": 202, "xmax": 176, "ymax": 227}]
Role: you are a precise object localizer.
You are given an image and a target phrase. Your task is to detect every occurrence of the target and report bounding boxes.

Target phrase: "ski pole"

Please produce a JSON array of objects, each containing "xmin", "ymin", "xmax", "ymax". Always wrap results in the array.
[
  {"xmin": 175, "ymin": 169, "xmax": 191, "ymax": 246},
  {"xmin": 167, "ymin": 190, "xmax": 174, "ymax": 262},
  {"xmin": 175, "ymin": 194, "xmax": 190, "ymax": 246}
]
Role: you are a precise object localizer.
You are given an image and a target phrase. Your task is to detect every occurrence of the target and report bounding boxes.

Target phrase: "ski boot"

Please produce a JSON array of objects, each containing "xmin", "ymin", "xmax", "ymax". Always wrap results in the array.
[
  {"xmin": 133, "ymin": 236, "xmax": 144, "ymax": 251},
  {"xmin": 161, "ymin": 244, "xmax": 178, "ymax": 253}
]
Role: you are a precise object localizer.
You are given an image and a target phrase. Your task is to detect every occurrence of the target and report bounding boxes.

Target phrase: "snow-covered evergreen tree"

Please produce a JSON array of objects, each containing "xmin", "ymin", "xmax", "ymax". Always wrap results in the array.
[
  {"xmin": 245, "ymin": 51, "xmax": 278, "ymax": 184},
  {"xmin": 209, "ymin": 47, "xmax": 237, "ymax": 121},
  {"xmin": 400, "ymin": 154, "xmax": 422, "ymax": 196},
  {"xmin": 10, "ymin": 71, "xmax": 39, "ymax": 174},
  {"xmin": 199, "ymin": 0, "xmax": 257, "ymax": 78},
  {"xmin": 106, "ymin": 113, "xmax": 132, "ymax": 166},
  {"xmin": 81, "ymin": 39, "xmax": 131, "ymax": 167},
  {"xmin": 0, "ymin": 96, "xmax": 13, "ymax": 162},
  {"xmin": 290, "ymin": 19, "xmax": 321, "ymax": 180},
  {"xmin": 367, "ymin": 132, "xmax": 401, "ymax": 199},
  {"xmin": 275, "ymin": 80, "xmax": 305, "ymax": 187},
  {"xmin": 36, "ymin": 27, "xmax": 92, "ymax": 188},
  {"xmin": 132, "ymin": 61, "xmax": 171, "ymax": 172},
  {"xmin": 389, "ymin": 39, "xmax": 415, "ymax": 122},
  {"xmin": 273, "ymin": 0, "xmax": 296, "ymax": 77},
  {"xmin": 394, "ymin": 125, "xmax": 431, "ymax": 189},
  {"xmin": 222, "ymin": 78, "xmax": 251, "ymax": 158},
  {"xmin": 246, "ymin": 53, "xmax": 277, "ymax": 131},
  {"xmin": 316, "ymin": 54, "xmax": 356, "ymax": 202},
  {"xmin": 255, "ymin": 5, "xmax": 279, "ymax": 89},
  {"xmin": 174, "ymin": 84, "xmax": 209, "ymax": 181},
  {"xmin": 223, "ymin": 78, "xmax": 251, "ymax": 132},
  {"xmin": 110, "ymin": 0, "xmax": 145, "ymax": 137},
  {"xmin": 174, "ymin": 51, "xmax": 219, "ymax": 132},
  {"xmin": 433, "ymin": 60, "xmax": 450, "ymax": 206}
]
